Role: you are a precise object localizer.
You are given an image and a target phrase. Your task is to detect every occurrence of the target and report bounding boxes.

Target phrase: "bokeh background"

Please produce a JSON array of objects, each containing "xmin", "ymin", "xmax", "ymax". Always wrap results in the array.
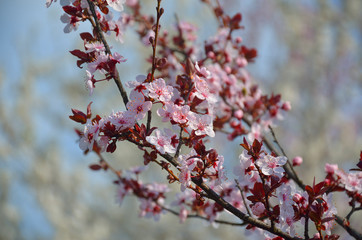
[{"xmin": 0, "ymin": 0, "xmax": 361, "ymax": 239}]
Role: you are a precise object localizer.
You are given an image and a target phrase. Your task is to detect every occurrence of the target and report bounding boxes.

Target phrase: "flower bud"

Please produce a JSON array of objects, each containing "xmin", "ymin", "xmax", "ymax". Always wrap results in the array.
[{"xmin": 292, "ymin": 156, "xmax": 303, "ymax": 166}]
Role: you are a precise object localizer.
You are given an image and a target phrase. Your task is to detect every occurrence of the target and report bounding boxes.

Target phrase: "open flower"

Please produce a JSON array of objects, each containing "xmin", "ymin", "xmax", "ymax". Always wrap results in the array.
[
  {"xmin": 146, "ymin": 128, "xmax": 176, "ymax": 154},
  {"xmin": 256, "ymin": 155, "xmax": 287, "ymax": 179},
  {"xmin": 126, "ymin": 90, "xmax": 152, "ymax": 121},
  {"xmin": 188, "ymin": 113, "xmax": 215, "ymax": 137},
  {"xmin": 146, "ymin": 78, "xmax": 173, "ymax": 102},
  {"xmin": 106, "ymin": 0, "xmax": 126, "ymax": 12}
]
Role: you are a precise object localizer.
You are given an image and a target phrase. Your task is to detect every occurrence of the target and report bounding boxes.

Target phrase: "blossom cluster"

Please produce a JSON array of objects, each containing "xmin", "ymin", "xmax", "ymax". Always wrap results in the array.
[{"xmin": 50, "ymin": 0, "xmax": 362, "ymax": 239}]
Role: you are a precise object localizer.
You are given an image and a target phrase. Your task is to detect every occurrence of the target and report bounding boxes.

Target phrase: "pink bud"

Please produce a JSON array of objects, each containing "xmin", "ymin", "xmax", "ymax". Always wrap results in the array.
[
  {"xmin": 230, "ymin": 119, "xmax": 239, "ymax": 128},
  {"xmin": 235, "ymin": 36, "xmax": 243, "ymax": 44},
  {"xmin": 207, "ymin": 51, "xmax": 215, "ymax": 59},
  {"xmin": 325, "ymin": 163, "xmax": 338, "ymax": 174},
  {"xmin": 292, "ymin": 156, "xmax": 303, "ymax": 166},
  {"xmin": 234, "ymin": 110, "xmax": 243, "ymax": 120},
  {"xmin": 293, "ymin": 193, "xmax": 303, "ymax": 203},
  {"xmin": 282, "ymin": 101, "xmax": 292, "ymax": 111},
  {"xmin": 236, "ymin": 57, "xmax": 248, "ymax": 68}
]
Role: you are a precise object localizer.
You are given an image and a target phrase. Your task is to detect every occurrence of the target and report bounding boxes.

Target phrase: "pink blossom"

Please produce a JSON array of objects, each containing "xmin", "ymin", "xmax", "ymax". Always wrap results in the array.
[
  {"xmin": 157, "ymin": 102, "xmax": 175, "ymax": 122},
  {"xmin": 125, "ymin": 75, "xmax": 146, "ymax": 89},
  {"xmin": 277, "ymin": 185, "xmax": 296, "ymax": 236},
  {"xmin": 236, "ymin": 57, "xmax": 248, "ymax": 68},
  {"xmin": 178, "ymin": 21, "xmax": 197, "ymax": 41},
  {"xmin": 116, "ymin": 182, "xmax": 131, "ymax": 205},
  {"xmin": 234, "ymin": 109, "xmax": 243, "ymax": 120},
  {"xmin": 188, "ymin": 113, "xmax": 215, "ymax": 137},
  {"xmin": 282, "ymin": 101, "xmax": 292, "ymax": 111},
  {"xmin": 139, "ymin": 198, "xmax": 163, "ymax": 221},
  {"xmin": 146, "ymin": 78, "xmax": 174, "ymax": 102},
  {"xmin": 292, "ymin": 156, "xmax": 303, "ymax": 166},
  {"xmin": 126, "ymin": 0, "xmax": 138, "ymax": 7},
  {"xmin": 179, "ymin": 206, "xmax": 188, "ymax": 223},
  {"xmin": 247, "ymin": 123, "xmax": 262, "ymax": 142},
  {"xmin": 60, "ymin": 13, "xmax": 80, "ymax": 33},
  {"xmin": 233, "ymin": 150, "xmax": 260, "ymax": 188},
  {"xmin": 79, "ymin": 120, "xmax": 100, "ymax": 151},
  {"xmin": 325, "ymin": 163, "xmax": 338, "ymax": 174},
  {"xmin": 85, "ymin": 70, "xmax": 95, "ymax": 95},
  {"xmin": 126, "ymin": 90, "xmax": 152, "ymax": 121},
  {"xmin": 322, "ymin": 193, "xmax": 337, "ymax": 235},
  {"xmin": 45, "ymin": 0, "xmax": 55, "ymax": 7},
  {"xmin": 178, "ymin": 150, "xmax": 201, "ymax": 191},
  {"xmin": 178, "ymin": 167, "xmax": 191, "ymax": 192},
  {"xmin": 193, "ymin": 75, "xmax": 217, "ymax": 104},
  {"xmin": 85, "ymin": 42, "xmax": 106, "ymax": 53},
  {"xmin": 171, "ymin": 190, "xmax": 195, "ymax": 222},
  {"xmin": 195, "ymin": 62, "xmax": 211, "ymax": 79},
  {"xmin": 107, "ymin": 110, "xmax": 135, "ymax": 131},
  {"xmin": 172, "ymin": 104, "xmax": 190, "ymax": 124},
  {"xmin": 142, "ymin": 30, "xmax": 155, "ymax": 46},
  {"xmin": 343, "ymin": 173, "xmax": 362, "ymax": 193},
  {"xmin": 146, "ymin": 128, "xmax": 176, "ymax": 154},
  {"xmin": 256, "ymin": 155, "xmax": 287, "ymax": 179},
  {"xmin": 87, "ymin": 52, "xmax": 108, "ymax": 74},
  {"xmin": 106, "ymin": 0, "xmax": 125, "ymax": 12},
  {"xmin": 251, "ymin": 202, "xmax": 265, "ymax": 216}
]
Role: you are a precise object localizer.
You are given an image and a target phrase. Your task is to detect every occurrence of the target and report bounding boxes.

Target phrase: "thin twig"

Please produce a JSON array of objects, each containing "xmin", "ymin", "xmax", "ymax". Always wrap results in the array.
[
  {"xmin": 161, "ymin": 205, "xmax": 247, "ymax": 226},
  {"xmin": 268, "ymin": 125, "xmax": 300, "ymax": 183},
  {"xmin": 86, "ymin": 0, "xmax": 129, "ymax": 107},
  {"xmin": 149, "ymin": 0, "xmax": 162, "ymax": 82},
  {"xmin": 234, "ymin": 179, "xmax": 252, "ymax": 216}
]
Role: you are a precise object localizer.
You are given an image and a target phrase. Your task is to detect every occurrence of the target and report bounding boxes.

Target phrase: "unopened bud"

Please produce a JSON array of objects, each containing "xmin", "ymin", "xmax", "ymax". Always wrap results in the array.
[{"xmin": 292, "ymin": 156, "xmax": 303, "ymax": 166}]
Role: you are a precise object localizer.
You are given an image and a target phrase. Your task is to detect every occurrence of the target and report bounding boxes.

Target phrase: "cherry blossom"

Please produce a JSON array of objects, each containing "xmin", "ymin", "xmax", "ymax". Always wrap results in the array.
[
  {"xmin": 107, "ymin": 110, "xmax": 135, "ymax": 131},
  {"xmin": 85, "ymin": 42, "xmax": 106, "ymax": 53},
  {"xmin": 193, "ymin": 75, "xmax": 217, "ymax": 104},
  {"xmin": 256, "ymin": 155, "xmax": 287, "ymax": 179},
  {"xmin": 79, "ymin": 120, "xmax": 101, "ymax": 151},
  {"xmin": 233, "ymin": 150, "xmax": 260, "ymax": 188},
  {"xmin": 171, "ymin": 104, "xmax": 190, "ymax": 124},
  {"xmin": 247, "ymin": 123, "xmax": 262, "ymax": 142},
  {"xmin": 146, "ymin": 78, "xmax": 173, "ymax": 102},
  {"xmin": 188, "ymin": 113, "xmax": 215, "ymax": 137},
  {"xmin": 146, "ymin": 128, "xmax": 176, "ymax": 154},
  {"xmin": 106, "ymin": 0, "xmax": 126, "ymax": 12},
  {"xmin": 156, "ymin": 102, "xmax": 175, "ymax": 122},
  {"xmin": 251, "ymin": 202, "xmax": 265, "ymax": 216},
  {"xmin": 85, "ymin": 70, "xmax": 95, "ymax": 95},
  {"xmin": 126, "ymin": 90, "xmax": 152, "ymax": 121},
  {"xmin": 322, "ymin": 193, "xmax": 337, "ymax": 235},
  {"xmin": 60, "ymin": 13, "xmax": 80, "ymax": 33}
]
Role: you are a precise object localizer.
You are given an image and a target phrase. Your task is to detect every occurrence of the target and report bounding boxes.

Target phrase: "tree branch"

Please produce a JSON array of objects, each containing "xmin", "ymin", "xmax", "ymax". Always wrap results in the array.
[{"xmin": 86, "ymin": 0, "xmax": 129, "ymax": 107}]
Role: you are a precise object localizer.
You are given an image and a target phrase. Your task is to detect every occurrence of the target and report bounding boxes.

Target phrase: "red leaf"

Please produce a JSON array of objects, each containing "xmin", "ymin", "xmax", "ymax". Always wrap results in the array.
[
  {"xmin": 240, "ymin": 137, "xmax": 250, "ymax": 151},
  {"xmin": 252, "ymin": 139, "xmax": 262, "ymax": 154},
  {"xmin": 62, "ymin": 5, "xmax": 78, "ymax": 16},
  {"xmin": 86, "ymin": 101, "xmax": 93, "ymax": 118},
  {"xmin": 194, "ymin": 141, "xmax": 206, "ymax": 156},
  {"xmin": 69, "ymin": 108, "xmax": 87, "ymax": 124},
  {"xmin": 305, "ymin": 185, "xmax": 314, "ymax": 197},
  {"xmin": 80, "ymin": 32, "xmax": 94, "ymax": 42},
  {"xmin": 89, "ymin": 164, "xmax": 102, "ymax": 170},
  {"xmin": 357, "ymin": 151, "xmax": 362, "ymax": 169},
  {"xmin": 314, "ymin": 181, "xmax": 326, "ymax": 195},
  {"xmin": 106, "ymin": 141, "xmax": 117, "ymax": 153}
]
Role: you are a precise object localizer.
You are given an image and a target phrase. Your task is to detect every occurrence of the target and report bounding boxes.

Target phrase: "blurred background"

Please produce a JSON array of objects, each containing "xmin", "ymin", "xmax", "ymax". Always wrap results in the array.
[{"xmin": 0, "ymin": 0, "xmax": 361, "ymax": 239}]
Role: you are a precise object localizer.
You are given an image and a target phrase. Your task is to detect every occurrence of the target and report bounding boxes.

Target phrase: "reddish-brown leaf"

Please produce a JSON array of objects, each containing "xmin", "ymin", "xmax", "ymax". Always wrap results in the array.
[{"xmin": 89, "ymin": 164, "xmax": 102, "ymax": 170}]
